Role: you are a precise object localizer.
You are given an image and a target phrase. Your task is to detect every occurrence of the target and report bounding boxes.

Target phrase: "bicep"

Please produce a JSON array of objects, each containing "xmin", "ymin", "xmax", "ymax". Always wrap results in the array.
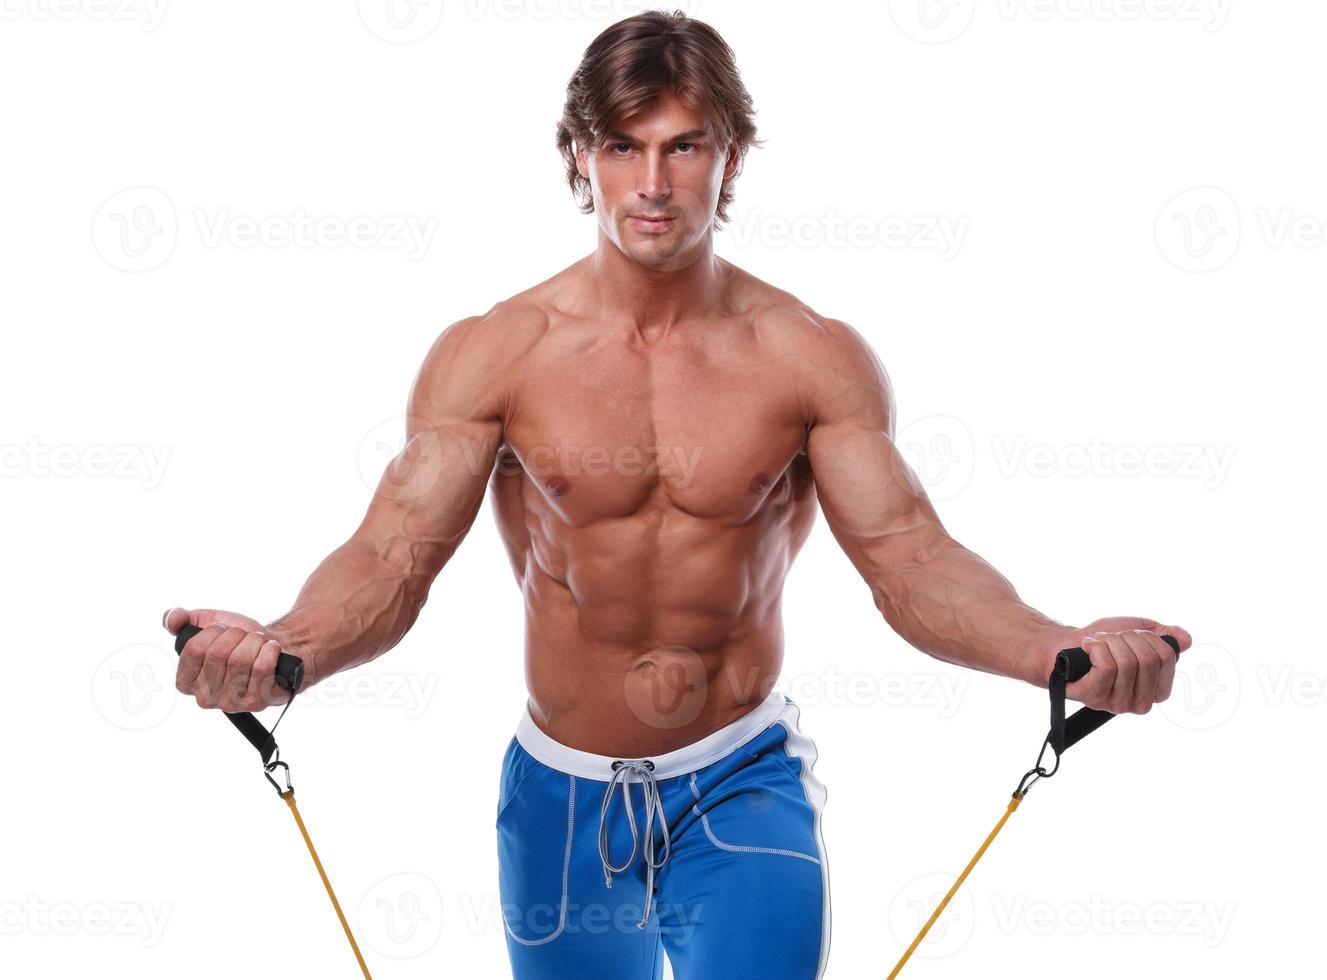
[
  {"xmin": 807, "ymin": 419, "xmax": 945, "ymax": 576},
  {"xmin": 353, "ymin": 317, "xmax": 507, "ymax": 575},
  {"xmin": 802, "ymin": 320, "xmax": 948, "ymax": 584}
]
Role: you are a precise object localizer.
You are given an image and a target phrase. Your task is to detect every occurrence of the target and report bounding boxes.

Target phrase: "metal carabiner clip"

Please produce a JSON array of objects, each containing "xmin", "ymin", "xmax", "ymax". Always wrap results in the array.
[
  {"xmin": 264, "ymin": 756, "xmax": 293, "ymax": 797},
  {"xmin": 1013, "ymin": 733, "xmax": 1061, "ymax": 798}
]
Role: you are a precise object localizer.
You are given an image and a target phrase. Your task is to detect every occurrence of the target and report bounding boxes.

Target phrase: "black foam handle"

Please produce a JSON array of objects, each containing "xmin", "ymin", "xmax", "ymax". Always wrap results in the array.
[
  {"xmin": 173, "ymin": 624, "xmax": 304, "ymax": 692},
  {"xmin": 173, "ymin": 624, "xmax": 305, "ymax": 764},
  {"xmin": 1052, "ymin": 633, "xmax": 1181, "ymax": 753}
]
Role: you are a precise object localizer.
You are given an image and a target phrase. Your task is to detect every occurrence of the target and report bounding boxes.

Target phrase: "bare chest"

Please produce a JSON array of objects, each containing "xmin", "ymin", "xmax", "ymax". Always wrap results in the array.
[{"xmin": 501, "ymin": 324, "xmax": 809, "ymax": 524}]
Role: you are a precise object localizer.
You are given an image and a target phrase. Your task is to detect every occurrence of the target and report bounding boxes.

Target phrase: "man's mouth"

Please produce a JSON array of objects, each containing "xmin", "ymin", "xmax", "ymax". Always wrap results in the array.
[{"xmin": 629, "ymin": 214, "xmax": 676, "ymax": 233}]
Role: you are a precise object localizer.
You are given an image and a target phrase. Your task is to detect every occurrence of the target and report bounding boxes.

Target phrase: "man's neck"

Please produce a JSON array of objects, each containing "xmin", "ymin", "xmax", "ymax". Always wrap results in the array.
[{"xmin": 586, "ymin": 235, "xmax": 728, "ymax": 340}]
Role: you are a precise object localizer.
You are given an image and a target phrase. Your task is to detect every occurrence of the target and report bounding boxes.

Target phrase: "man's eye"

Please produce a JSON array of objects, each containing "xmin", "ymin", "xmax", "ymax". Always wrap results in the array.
[
  {"xmin": 610, "ymin": 143, "xmax": 634, "ymax": 154},
  {"xmin": 674, "ymin": 143, "xmax": 696, "ymax": 154}
]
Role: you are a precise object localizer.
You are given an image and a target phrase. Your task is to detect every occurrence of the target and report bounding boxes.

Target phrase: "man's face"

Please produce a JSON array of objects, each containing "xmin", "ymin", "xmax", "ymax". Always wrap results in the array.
[{"xmin": 577, "ymin": 89, "xmax": 738, "ymax": 270}]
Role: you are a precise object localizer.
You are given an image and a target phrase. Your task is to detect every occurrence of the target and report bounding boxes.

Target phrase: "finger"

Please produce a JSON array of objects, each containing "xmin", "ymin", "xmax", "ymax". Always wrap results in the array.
[
  {"xmin": 1106, "ymin": 634, "xmax": 1139, "ymax": 714},
  {"xmin": 1077, "ymin": 636, "xmax": 1117, "ymax": 710},
  {"xmin": 163, "ymin": 607, "xmax": 189, "ymax": 633},
  {"xmin": 219, "ymin": 631, "xmax": 268, "ymax": 712},
  {"xmin": 1109, "ymin": 618, "xmax": 1190, "ymax": 654},
  {"xmin": 175, "ymin": 623, "xmax": 227, "ymax": 695},
  {"xmin": 198, "ymin": 626, "xmax": 248, "ymax": 708},
  {"xmin": 1096, "ymin": 634, "xmax": 1136, "ymax": 714},
  {"xmin": 169, "ymin": 608, "xmax": 238, "ymax": 635},
  {"xmin": 1161, "ymin": 624, "xmax": 1193, "ymax": 653},
  {"xmin": 252, "ymin": 639, "xmax": 284, "ymax": 707},
  {"xmin": 1155, "ymin": 627, "xmax": 1179, "ymax": 701},
  {"xmin": 1120, "ymin": 630, "xmax": 1161, "ymax": 714}
]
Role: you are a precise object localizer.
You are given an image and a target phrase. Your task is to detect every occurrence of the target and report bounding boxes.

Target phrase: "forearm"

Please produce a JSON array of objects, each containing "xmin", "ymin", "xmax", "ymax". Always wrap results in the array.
[
  {"xmin": 264, "ymin": 534, "xmax": 442, "ymax": 687},
  {"xmin": 872, "ymin": 527, "xmax": 1077, "ymax": 687}
]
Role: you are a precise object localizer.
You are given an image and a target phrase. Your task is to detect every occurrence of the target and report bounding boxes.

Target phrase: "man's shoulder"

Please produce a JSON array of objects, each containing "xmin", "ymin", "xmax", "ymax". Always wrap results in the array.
[
  {"xmin": 413, "ymin": 301, "xmax": 550, "ymax": 408},
  {"xmin": 409, "ymin": 295, "xmax": 553, "ymax": 425},
  {"xmin": 727, "ymin": 267, "xmax": 891, "ymax": 422},
  {"xmin": 729, "ymin": 268, "xmax": 875, "ymax": 364},
  {"xmin": 439, "ymin": 295, "xmax": 551, "ymax": 354},
  {"xmin": 442, "ymin": 254, "xmax": 602, "ymax": 348}
]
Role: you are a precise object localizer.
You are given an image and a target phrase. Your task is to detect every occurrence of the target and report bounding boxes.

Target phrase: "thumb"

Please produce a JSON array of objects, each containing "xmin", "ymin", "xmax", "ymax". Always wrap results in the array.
[
  {"xmin": 1098, "ymin": 617, "xmax": 1192, "ymax": 653},
  {"xmin": 161, "ymin": 607, "xmax": 235, "ymax": 636},
  {"xmin": 1155, "ymin": 624, "xmax": 1193, "ymax": 652},
  {"xmin": 1123, "ymin": 617, "xmax": 1192, "ymax": 651}
]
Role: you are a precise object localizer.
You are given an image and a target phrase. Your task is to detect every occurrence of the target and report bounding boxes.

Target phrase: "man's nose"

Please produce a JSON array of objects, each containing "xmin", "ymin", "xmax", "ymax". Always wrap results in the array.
[{"xmin": 637, "ymin": 151, "xmax": 671, "ymax": 201}]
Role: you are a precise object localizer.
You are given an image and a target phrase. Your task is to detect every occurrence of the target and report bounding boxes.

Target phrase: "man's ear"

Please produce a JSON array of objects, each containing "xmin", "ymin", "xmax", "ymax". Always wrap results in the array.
[
  {"xmin": 576, "ymin": 142, "xmax": 589, "ymax": 179},
  {"xmin": 723, "ymin": 140, "xmax": 742, "ymax": 181}
]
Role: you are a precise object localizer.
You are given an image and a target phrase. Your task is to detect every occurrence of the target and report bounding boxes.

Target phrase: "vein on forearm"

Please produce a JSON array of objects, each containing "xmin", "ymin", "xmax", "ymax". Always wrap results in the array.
[
  {"xmin": 866, "ymin": 525, "xmax": 1063, "ymax": 685},
  {"xmin": 265, "ymin": 529, "xmax": 453, "ymax": 685}
]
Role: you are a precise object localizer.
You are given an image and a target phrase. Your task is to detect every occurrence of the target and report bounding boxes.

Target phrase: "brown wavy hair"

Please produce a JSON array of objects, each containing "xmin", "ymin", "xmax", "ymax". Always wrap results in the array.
[{"xmin": 555, "ymin": 10, "xmax": 762, "ymax": 228}]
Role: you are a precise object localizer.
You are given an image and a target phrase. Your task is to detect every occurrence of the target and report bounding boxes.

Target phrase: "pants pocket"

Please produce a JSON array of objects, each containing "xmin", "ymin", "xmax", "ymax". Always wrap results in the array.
[{"xmin": 497, "ymin": 769, "xmax": 577, "ymax": 945}]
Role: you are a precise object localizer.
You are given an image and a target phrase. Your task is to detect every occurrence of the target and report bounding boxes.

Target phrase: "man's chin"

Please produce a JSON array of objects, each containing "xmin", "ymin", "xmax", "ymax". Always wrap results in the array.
[{"xmin": 621, "ymin": 233, "xmax": 689, "ymax": 266}]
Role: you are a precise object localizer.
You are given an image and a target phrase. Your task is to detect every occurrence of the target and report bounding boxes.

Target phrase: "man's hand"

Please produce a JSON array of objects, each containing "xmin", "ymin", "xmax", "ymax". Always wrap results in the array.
[
  {"xmin": 1045, "ymin": 617, "xmax": 1193, "ymax": 716},
  {"xmin": 163, "ymin": 607, "xmax": 294, "ymax": 712}
]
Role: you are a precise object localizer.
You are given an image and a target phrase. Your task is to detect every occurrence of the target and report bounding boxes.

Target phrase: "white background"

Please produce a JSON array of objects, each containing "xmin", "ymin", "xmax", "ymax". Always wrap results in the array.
[{"xmin": 2, "ymin": 1, "xmax": 1321, "ymax": 977}]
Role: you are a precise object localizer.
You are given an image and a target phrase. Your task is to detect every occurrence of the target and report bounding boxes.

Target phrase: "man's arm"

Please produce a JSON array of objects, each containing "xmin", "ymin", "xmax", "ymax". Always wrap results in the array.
[
  {"xmin": 167, "ymin": 311, "xmax": 518, "ymax": 711},
  {"xmin": 797, "ymin": 315, "xmax": 1187, "ymax": 712},
  {"xmin": 261, "ymin": 314, "xmax": 511, "ymax": 685}
]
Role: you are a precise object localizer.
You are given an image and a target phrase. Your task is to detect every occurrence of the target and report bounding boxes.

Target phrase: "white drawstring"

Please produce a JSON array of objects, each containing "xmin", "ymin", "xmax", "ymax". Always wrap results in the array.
[{"xmin": 596, "ymin": 759, "xmax": 672, "ymax": 928}]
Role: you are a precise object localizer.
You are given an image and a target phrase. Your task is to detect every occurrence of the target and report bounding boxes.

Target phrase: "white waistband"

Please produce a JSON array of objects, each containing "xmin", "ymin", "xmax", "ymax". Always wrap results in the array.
[{"xmin": 514, "ymin": 686, "xmax": 789, "ymax": 781}]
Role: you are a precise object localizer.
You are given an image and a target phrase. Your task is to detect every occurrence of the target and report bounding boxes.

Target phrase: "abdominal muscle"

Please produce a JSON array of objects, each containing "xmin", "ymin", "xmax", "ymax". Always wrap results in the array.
[
  {"xmin": 522, "ymin": 577, "xmax": 783, "ymax": 759},
  {"xmin": 494, "ymin": 461, "xmax": 816, "ymax": 759}
]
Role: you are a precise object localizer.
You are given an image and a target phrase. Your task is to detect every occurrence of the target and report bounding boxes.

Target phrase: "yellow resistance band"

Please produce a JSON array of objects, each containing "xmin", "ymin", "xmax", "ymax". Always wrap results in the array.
[
  {"xmin": 887, "ymin": 791, "xmax": 1025, "ymax": 979},
  {"xmin": 279, "ymin": 790, "xmax": 373, "ymax": 979}
]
